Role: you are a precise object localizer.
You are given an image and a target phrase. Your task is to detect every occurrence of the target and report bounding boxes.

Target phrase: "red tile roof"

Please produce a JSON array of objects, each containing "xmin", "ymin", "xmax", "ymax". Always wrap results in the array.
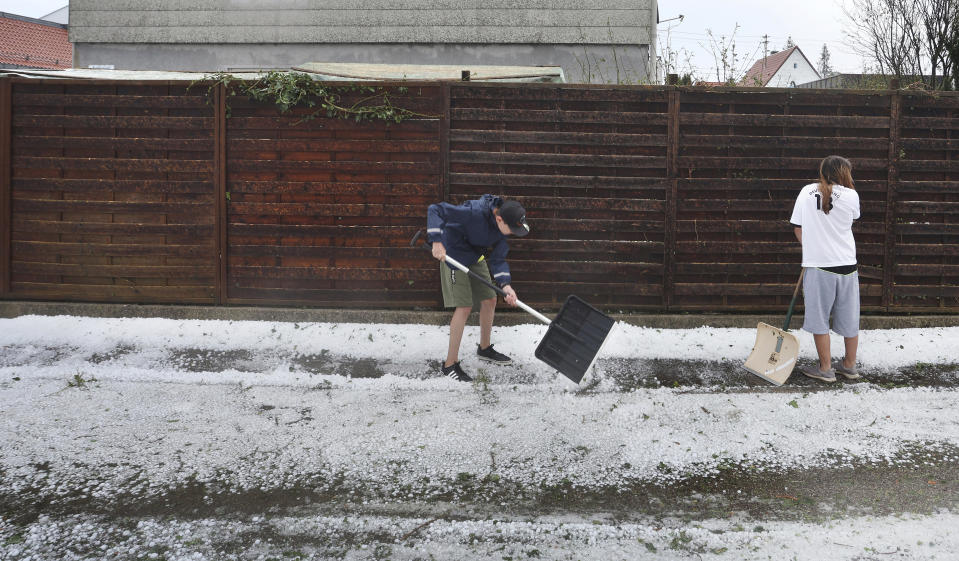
[
  {"xmin": 741, "ymin": 46, "xmax": 799, "ymax": 87},
  {"xmin": 0, "ymin": 13, "xmax": 72, "ymax": 70}
]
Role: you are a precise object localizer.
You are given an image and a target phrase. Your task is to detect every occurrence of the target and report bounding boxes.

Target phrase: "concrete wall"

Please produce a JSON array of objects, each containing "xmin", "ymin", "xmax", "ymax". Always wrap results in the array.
[
  {"xmin": 767, "ymin": 49, "xmax": 819, "ymax": 88},
  {"xmin": 72, "ymin": 42, "xmax": 653, "ymax": 83},
  {"xmin": 69, "ymin": 0, "xmax": 654, "ymax": 44},
  {"xmin": 69, "ymin": 0, "xmax": 657, "ymax": 83}
]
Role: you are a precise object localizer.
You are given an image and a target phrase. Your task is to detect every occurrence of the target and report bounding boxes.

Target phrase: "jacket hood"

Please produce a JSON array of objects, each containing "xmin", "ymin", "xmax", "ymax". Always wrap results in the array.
[{"xmin": 479, "ymin": 194, "xmax": 502, "ymax": 213}]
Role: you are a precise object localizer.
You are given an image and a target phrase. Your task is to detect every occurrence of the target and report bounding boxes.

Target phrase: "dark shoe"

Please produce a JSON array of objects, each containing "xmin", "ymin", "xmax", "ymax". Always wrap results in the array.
[
  {"xmin": 801, "ymin": 364, "xmax": 837, "ymax": 383},
  {"xmin": 835, "ymin": 361, "xmax": 861, "ymax": 380},
  {"xmin": 442, "ymin": 361, "xmax": 473, "ymax": 382},
  {"xmin": 477, "ymin": 344, "xmax": 512, "ymax": 365}
]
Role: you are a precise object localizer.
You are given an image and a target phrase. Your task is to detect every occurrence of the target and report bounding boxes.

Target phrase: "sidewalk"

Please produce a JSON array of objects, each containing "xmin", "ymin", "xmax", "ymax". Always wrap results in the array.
[
  {"xmin": 3, "ymin": 300, "xmax": 959, "ymax": 329},
  {"xmin": 2, "ymin": 313, "xmax": 959, "ymax": 560}
]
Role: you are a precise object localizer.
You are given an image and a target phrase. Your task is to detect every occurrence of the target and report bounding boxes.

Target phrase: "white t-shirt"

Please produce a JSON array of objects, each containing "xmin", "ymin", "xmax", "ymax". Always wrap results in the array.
[{"xmin": 789, "ymin": 183, "xmax": 860, "ymax": 267}]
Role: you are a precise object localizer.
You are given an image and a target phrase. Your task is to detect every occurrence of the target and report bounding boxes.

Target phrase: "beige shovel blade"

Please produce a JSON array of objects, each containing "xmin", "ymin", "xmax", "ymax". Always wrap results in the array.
[{"xmin": 743, "ymin": 322, "xmax": 800, "ymax": 386}]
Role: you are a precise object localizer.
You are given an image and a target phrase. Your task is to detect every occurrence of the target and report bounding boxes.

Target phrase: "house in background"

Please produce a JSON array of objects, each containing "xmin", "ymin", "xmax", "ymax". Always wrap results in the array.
[
  {"xmin": 0, "ymin": 11, "xmax": 72, "ymax": 70},
  {"xmin": 796, "ymin": 73, "xmax": 935, "ymax": 89},
  {"xmin": 68, "ymin": 0, "xmax": 658, "ymax": 84},
  {"xmin": 741, "ymin": 45, "xmax": 819, "ymax": 87}
]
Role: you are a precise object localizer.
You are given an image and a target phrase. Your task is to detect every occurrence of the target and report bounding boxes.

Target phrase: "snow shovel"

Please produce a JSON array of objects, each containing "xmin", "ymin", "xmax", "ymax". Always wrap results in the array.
[
  {"xmin": 411, "ymin": 230, "xmax": 615, "ymax": 384},
  {"xmin": 743, "ymin": 268, "xmax": 805, "ymax": 386}
]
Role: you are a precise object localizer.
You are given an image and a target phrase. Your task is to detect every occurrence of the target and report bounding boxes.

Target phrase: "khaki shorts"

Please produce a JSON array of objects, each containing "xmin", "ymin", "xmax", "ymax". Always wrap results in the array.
[{"xmin": 440, "ymin": 257, "xmax": 497, "ymax": 309}]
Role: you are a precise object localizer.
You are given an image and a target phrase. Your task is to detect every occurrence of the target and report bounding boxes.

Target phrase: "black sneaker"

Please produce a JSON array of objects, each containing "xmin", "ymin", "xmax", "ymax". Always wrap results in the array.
[
  {"xmin": 477, "ymin": 344, "xmax": 512, "ymax": 365},
  {"xmin": 442, "ymin": 361, "xmax": 473, "ymax": 382}
]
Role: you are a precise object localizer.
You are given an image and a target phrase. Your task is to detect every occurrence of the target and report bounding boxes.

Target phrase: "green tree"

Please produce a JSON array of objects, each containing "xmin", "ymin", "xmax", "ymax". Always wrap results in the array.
[{"xmin": 817, "ymin": 44, "xmax": 833, "ymax": 78}]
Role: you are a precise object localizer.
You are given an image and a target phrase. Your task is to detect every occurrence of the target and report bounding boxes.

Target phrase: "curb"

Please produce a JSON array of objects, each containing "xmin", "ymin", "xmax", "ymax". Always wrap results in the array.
[{"xmin": 2, "ymin": 300, "xmax": 959, "ymax": 329}]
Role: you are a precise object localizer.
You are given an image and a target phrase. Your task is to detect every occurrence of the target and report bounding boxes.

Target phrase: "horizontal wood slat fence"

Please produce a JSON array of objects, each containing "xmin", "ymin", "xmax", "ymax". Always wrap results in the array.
[{"xmin": 1, "ymin": 77, "xmax": 957, "ymax": 313}]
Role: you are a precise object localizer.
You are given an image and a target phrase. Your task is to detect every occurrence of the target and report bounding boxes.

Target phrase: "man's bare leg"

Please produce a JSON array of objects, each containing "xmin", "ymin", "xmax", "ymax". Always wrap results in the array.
[
  {"xmin": 842, "ymin": 335, "xmax": 859, "ymax": 369},
  {"xmin": 478, "ymin": 297, "xmax": 497, "ymax": 350},
  {"xmin": 813, "ymin": 333, "xmax": 832, "ymax": 371},
  {"xmin": 446, "ymin": 306, "xmax": 472, "ymax": 367}
]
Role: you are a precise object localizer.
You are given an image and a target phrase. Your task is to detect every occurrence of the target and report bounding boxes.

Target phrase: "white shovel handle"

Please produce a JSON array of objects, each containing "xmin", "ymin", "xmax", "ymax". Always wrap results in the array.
[{"xmin": 443, "ymin": 254, "xmax": 552, "ymax": 325}]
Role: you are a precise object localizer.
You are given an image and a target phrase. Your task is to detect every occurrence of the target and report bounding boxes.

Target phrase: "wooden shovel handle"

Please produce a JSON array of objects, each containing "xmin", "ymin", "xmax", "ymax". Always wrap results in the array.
[{"xmin": 782, "ymin": 268, "xmax": 805, "ymax": 332}]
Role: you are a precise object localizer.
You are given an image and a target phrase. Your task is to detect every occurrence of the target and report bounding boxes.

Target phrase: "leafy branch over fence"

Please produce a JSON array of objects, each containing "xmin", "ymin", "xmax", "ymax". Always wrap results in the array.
[{"xmin": 192, "ymin": 71, "xmax": 439, "ymax": 123}]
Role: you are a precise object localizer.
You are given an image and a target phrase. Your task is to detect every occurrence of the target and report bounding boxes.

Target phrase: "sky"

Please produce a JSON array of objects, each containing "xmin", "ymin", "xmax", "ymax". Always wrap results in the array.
[
  {"xmin": 659, "ymin": 0, "xmax": 867, "ymax": 80},
  {"xmin": 0, "ymin": 0, "xmax": 63, "ymax": 19},
  {"xmin": 3, "ymin": 0, "xmax": 868, "ymax": 80}
]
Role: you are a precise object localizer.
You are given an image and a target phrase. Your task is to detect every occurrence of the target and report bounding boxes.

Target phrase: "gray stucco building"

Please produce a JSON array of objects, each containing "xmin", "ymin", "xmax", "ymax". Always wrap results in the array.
[{"xmin": 68, "ymin": 0, "xmax": 658, "ymax": 84}]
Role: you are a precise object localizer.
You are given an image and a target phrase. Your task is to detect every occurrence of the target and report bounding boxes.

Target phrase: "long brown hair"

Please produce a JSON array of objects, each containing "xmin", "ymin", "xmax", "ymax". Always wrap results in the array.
[{"xmin": 817, "ymin": 155, "xmax": 854, "ymax": 214}]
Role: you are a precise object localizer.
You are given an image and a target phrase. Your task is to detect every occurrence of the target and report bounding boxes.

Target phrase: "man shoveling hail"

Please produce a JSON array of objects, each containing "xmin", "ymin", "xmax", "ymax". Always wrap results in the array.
[{"xmin": 426, "ymin": 195, "xmax": 530, "ymax": 382}]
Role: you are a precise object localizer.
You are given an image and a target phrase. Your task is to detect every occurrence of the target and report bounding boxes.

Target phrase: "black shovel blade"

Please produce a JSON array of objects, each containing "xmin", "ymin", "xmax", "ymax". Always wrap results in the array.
[{"xmin": 535, "ymin": 295, "xmax": 615, "ymax": 384}]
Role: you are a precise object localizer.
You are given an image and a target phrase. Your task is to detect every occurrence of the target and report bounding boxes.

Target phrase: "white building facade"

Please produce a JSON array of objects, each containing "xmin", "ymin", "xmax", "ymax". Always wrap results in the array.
[
  {"xmin": 742, "ymin": 46, "xmax": 819, "ymax": 88},
  {"xmin": 766, "ymin": 48, "xmax": 819, "ymax": 87}
]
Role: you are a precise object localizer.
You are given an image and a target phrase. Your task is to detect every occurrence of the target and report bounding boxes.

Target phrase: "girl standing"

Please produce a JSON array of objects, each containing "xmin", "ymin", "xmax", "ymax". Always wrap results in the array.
[{"xmin": 789, "ymin": 155, "xmax": 862, "ymax": 383}]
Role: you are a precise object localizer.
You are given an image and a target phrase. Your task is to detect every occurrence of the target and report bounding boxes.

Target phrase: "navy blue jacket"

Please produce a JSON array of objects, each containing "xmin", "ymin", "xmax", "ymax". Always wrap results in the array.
[{"xmin": 426, "ymin": 195, "xmax": 513, "ymax": 286}]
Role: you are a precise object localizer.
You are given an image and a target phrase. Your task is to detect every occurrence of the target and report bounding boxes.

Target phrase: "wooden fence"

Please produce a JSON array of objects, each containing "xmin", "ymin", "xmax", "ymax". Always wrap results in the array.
[{"xmin": 1, "ymin": 77, "xmax": 956, "ymax": 313}]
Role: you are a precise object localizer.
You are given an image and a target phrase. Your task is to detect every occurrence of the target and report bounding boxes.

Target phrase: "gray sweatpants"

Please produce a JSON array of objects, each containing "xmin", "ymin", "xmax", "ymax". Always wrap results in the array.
[{"xmin": 802, "ymin": 267, "xmax": 860, "ymax": 338}]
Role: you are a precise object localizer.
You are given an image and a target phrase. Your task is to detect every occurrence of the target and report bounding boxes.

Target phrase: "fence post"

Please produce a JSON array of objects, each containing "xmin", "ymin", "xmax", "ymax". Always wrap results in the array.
[
  {"xmin": 214, "ymin": 82, "xmax": 228, "ymax": 305},
  {"xmin": 0, "ymin": 77, "xmax": 10, "ymax": 297},
  {"xmin": 440, "ymin": 82, "xmax": 451, "ymax": 200},
  {"xmin": 882, "ymin": 90, "xmax": 901, "ymax": 311},
  {"xmin": 665, "ymin": 88, "xmax": 680, "ymax": 310}
]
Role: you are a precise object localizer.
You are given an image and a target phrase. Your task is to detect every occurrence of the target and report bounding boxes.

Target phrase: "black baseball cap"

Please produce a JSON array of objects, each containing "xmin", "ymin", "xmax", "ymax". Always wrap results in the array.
[{"xmin": 498, "ymin": 200, "xmax": 530, "ymax": 237}]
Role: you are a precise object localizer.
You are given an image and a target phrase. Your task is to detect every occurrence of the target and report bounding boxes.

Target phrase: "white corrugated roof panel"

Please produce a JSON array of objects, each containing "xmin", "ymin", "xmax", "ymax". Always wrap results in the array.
[{"xmin": 293, "ymin": 62, "xmax": 565, "ymax": 83}]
